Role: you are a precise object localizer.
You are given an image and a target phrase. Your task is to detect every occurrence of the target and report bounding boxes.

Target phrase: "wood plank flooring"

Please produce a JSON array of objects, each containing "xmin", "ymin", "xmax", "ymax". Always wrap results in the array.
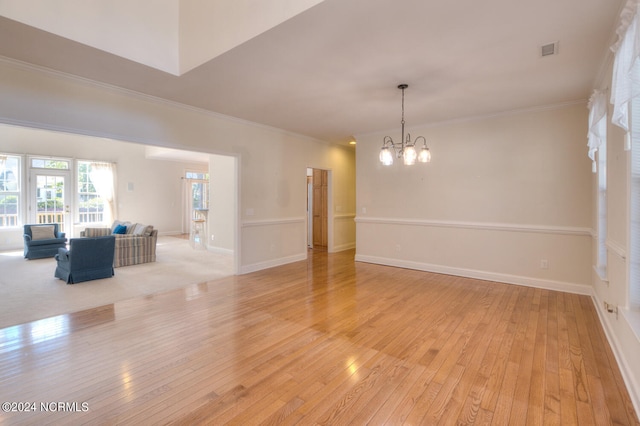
[{"xmin": 0, "ymin": 249, "xmax": 637, "ymax": 425}]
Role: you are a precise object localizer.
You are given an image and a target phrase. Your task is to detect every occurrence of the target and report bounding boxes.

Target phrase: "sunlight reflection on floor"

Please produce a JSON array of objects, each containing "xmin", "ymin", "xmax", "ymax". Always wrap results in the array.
[{"xmin": 0, "ymin": 250, "xmax": 23, "ymax": 257}]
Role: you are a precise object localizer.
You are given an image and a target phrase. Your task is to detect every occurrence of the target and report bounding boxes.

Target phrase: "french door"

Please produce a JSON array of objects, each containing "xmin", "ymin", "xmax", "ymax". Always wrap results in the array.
[{"xmin": 29, "ymin": 169, "xmax": 72, "ymax": 234}]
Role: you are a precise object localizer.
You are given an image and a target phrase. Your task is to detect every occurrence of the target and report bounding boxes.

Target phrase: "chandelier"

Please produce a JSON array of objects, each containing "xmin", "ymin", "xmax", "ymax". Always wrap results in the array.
[{"xmin": 379, "ymin": 84, "xmax": 431, "ymax": 166}]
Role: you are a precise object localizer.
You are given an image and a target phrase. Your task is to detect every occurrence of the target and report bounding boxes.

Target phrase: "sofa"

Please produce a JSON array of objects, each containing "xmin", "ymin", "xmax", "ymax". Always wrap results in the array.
[
  {"xmin": 23, "ymin": 223, "xmax": 67, "ymax": 259},
  {"xmin": 55, "ymin": 236, "xmax": 116, "ymax": 284},
  {"xmin": 81, "ymin": 220, "xmax": 158, "ymax": 268}
]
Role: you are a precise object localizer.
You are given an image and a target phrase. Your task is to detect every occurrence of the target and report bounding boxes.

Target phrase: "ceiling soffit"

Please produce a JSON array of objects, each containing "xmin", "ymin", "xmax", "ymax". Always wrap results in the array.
[{"xmin": 0, "ymin": 0, "xmax": 326, "ymax": 75}]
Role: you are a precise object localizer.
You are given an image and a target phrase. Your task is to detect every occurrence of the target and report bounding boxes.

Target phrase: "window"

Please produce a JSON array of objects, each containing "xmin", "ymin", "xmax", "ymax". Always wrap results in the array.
[
  {"xmin": 77, "ymin": 161, "xmax": 108, "ymax": 224},
  {"xmin": 186, "ymin": 171, "xmax": 209, "ymax": 211},
  {"xmin": 0, "ymin": 154, "xmax": 20, "ymax": 228},
  {"xmin": 588, "ymin": 90, "xmax": 608, "ymax": 278},
  {"xmin": 596, "ymin": 133, "xmax": 608, "ymax": 276},
  {"xmin": 610, "ymin": 4, "xmax": 640, "ymax": 310},
  {"xmin": 31, "ymin": 158, "xmax": 69, "ymax": 170},
  {"xmin": 185, "ymin": 171, "xmax": 208, "ymax": 180},
  {"xmin": 630, "ymin": 98, "xmax": 640, "ymax": 308}
]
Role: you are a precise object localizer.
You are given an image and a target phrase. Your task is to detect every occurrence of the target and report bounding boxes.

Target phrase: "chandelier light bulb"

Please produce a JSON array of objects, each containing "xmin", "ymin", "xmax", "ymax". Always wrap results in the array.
[
  {"xmin": 403, "ymin": 145, "xmax": 417, "ymax": 165},
  {"xmin": 379, "ymin": 146, "xmax": 394, "ymax": 165},
  {"xmin": 418, "ymin": 146, "xmax": 431, "ymax": 163}
]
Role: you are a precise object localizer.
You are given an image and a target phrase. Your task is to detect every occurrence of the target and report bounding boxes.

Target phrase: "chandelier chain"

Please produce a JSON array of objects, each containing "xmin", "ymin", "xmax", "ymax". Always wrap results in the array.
[{"xmin": 401, "ymin": 86, "xmax": 405, "ymax": 126}]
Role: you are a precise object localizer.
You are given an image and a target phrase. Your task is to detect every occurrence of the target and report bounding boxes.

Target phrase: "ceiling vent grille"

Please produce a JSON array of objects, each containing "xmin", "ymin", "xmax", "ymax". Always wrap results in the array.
[{"xmin": 541, "ymin": 41, "xmax": 559, "ymax": 57}]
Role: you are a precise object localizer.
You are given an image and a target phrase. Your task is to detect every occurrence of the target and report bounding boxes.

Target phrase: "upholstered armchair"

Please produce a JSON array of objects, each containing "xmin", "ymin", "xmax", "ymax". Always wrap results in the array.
[
  {"xmin": 54, "ymin": 236, "xmax": 116, "ymax": 284},
  {"xmin": 23, "ymin": 224, "xmax": 67, "ymax": 259}
]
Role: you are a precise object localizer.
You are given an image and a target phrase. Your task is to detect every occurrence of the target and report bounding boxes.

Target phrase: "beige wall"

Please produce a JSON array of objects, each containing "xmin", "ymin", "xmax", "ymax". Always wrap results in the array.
[
  {"xmin": 208, "ymin": 153, "xmax": 236, "ymax": 254},
  {"xmin": 356, "ymin": 103, "xmax": 593, "ymax": 292}
]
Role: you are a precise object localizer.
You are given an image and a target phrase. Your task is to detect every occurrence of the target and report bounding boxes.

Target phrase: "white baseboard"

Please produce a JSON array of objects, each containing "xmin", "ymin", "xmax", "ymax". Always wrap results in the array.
[
  {"xmin": 206, "ymin": 245, "xmax": 234, "ymax": 256},
  {"xmin": 331, "ymin": 242, "xmax": 356, "ymax": 253},
  {"xmin": 240, "ymin": 252, "xmax": 307, "ymax": 274},
  {"xmin": 158, "ymin": 231, "xmax": 183, "ymax": 236},
  {"xmin": 354, "ymin": 254, "xmax": 592, "ymax": 295}
]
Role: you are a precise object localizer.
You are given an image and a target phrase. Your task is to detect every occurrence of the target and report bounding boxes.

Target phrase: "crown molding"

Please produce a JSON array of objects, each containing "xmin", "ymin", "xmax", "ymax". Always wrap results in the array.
[{"xmin": 354, "ymin": 99, "xmax": 587, "ymax": 140}]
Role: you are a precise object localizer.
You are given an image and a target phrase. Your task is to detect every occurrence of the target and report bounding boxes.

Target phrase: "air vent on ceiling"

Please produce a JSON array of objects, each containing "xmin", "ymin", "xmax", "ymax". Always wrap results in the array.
[{"xmin": 541, "ymin": 41, "xmax": 559, "ymax": 57}]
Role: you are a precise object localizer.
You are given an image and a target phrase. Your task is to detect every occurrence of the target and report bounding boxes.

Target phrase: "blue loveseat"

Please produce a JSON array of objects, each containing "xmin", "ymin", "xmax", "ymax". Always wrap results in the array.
[{"xmin": 23, "ymin": 224, "xmax": 67, "ymax": 259}]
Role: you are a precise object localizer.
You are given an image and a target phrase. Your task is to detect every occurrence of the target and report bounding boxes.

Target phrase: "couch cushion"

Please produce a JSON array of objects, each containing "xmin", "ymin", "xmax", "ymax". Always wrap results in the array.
[
  {"xmin": 131, "ymin": 223, "xmax": 153, "ymax": 236},
  {"xmin": 31, "ymin": 225, "xmax": 55, "ymax": 240},
  {"xmin": 28, "ymin": 238, "xmax": 66, "ymax": 247},
  {"xmin": 82, "ymin": 228, "xmax": 111, "ymax": 237}
]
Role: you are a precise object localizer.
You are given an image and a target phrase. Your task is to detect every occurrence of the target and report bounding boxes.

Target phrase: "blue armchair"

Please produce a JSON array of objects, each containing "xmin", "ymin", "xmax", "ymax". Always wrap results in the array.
[
  {"xmin": 54, "ymin": 236, "xmax": 116, "ymax": 284},
  {"xmin": 23, "ymin": 224, "xmax": 67, "ymax": 259}
]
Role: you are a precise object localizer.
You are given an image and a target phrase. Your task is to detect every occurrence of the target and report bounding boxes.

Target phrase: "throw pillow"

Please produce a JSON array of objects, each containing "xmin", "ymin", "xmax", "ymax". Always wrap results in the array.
[
  {"xmin": 132, "ymin": 223, "xmax": 147, "ymax": 235},
  {"xmin": 30, "ymin": 225, "xmax": 55, "ymax": 240},
  {"xmin": 113, "ymin": 224, "xmax": 127, "ymax": 234},
  {"xmin": 111, "ymin": 220, "xmax": 132, "ymax": 233}
]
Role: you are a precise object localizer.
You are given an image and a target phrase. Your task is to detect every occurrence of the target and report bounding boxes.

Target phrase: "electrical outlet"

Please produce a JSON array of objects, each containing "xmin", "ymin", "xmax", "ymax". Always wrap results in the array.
[
  {"xmin": 604, "ymin": 302, "xmax": 619, "ymax": 319},
  {"xmin": 540, "ymin": 259, "xmax": 548, "ymax": 269},
  {"xmin": 211, "ymin": 235, "xmax": 215, "ymax": 241}
]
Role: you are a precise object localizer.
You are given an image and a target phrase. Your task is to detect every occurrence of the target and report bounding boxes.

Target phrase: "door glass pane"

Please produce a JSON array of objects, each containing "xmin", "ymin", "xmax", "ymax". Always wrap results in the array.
[
  {"xmin": 36, "ymin": 175, "xmax": 66, "ymax": 231},
  {"xmin": 191, "ymin": 182, "xmax": 209, "ymax": 212},
  {"xmin": 31, "ymin": 158, "xmax": 69, "ymax": 169}
]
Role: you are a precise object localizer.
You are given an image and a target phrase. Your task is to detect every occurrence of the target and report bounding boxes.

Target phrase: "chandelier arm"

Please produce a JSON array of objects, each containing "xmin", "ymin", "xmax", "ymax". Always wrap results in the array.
[
  {"xmin": 414, "ymin": 135, "xmax": 427, "ymax": 146},
  {"xmin": 382, "ymin": 135, "xmax": 395, "ymax": 148}
]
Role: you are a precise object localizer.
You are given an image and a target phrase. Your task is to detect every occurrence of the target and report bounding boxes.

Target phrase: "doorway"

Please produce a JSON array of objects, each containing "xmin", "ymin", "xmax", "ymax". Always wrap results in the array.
[
  {"xmin": 307, "ymin": 168, "xmax": 328, "ymax": 249},
  {"xmin": 29, "ymin": 169, "xmax": 72, "ymax": 233},
  {"xmin": 182, "ymin": 171, "xmax": 209, "ymax": 235}
]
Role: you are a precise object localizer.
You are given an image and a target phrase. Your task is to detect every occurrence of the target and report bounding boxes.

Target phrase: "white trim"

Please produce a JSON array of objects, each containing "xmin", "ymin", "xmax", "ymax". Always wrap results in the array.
[
  {"xmin": 158, "ymin": 230, "xmax": 183, "ymax": 236},
  {"xmin": 355, "ymin": 217, "xmax": 591, "ymax": 237},
  {"xmin": 591, "ymin": 292, "xmax": 640, "ymax": 416},
  {"xmin": 242, "ymin": 217, "xmax": 306, "ymax": 228},
  {"xmin": 621, "ymin": 307, "xmax": 640, "ymax": 342},
  {"xmin": 355, "ymin": 254, "xmax": 591, "ymax": 295},
  {"xmin": 334, "ymin": 213, "xmax": 356, "ymax": 220},
  {"xmin": 355, "ymin": 99, "xmax": 587, "ymax": 139},
  {"xmin": 607, "ymin": 238, "xmax": 627, "ymax": 259},
  {"xmin": 332, "ymin": 242, "xmax": 356, "ymax": 252},
  {"xmin": 593, "ymin": 264, "xmax": 609, "ymax": 282},
  {"xmin": 206, "ymin": 245, "xmax": 234, "ymax": 256},
  {"xmin": 240, "ymin": 252, "xmax": 306, "ymax": 274}
]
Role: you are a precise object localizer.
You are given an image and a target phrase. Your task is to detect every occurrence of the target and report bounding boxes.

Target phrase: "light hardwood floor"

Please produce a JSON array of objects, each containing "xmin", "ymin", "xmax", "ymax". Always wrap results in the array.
[{"xmin": 0, "ymin": 249, "xmax": 637, "ymax": 425}]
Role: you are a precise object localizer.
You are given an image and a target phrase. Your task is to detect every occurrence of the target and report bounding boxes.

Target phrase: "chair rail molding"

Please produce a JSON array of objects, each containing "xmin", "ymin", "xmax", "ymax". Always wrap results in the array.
[{"xmin": 355, "ymin": 216, "xmax": 591, "ymax": 236}]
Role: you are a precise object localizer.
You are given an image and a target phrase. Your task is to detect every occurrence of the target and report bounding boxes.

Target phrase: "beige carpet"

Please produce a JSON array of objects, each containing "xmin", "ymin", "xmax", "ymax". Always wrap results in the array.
[{"xmin": 0, "ymin": 236, "xmax": 234, "ymax": 329}]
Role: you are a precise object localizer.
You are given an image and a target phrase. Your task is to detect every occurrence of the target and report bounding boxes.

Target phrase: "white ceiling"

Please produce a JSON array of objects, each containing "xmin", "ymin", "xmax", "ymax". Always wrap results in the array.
[{"xmin": 0, "ymin": 0, "xmax": 625, "ymax": 146}]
